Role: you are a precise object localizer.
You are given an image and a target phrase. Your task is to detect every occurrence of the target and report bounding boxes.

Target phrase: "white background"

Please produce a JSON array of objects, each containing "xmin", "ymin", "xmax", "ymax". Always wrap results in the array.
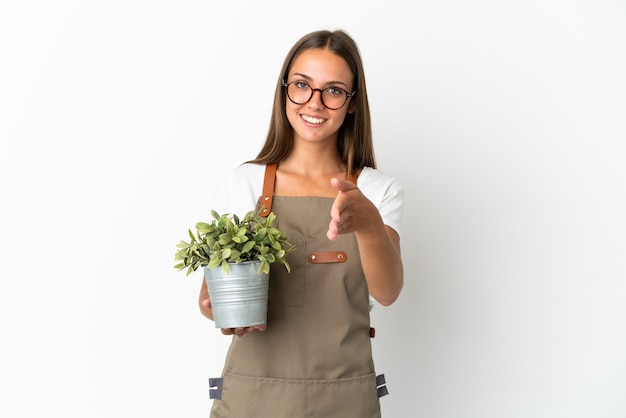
[{"xmin": 1, "ymin": 1, "xmax": 625, "ymax": 417}]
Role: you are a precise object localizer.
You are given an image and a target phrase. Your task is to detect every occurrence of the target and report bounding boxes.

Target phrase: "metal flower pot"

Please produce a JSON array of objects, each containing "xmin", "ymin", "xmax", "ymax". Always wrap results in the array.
[{"xmin": 203, "ymin": 261, "xmax": 269, "ymax": 328}]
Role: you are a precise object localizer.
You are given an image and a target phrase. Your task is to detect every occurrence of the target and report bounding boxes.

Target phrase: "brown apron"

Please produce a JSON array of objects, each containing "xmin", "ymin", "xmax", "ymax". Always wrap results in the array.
[{"xmin": 209, "ymin": 164, "xmax": 386, "ymax": 418}]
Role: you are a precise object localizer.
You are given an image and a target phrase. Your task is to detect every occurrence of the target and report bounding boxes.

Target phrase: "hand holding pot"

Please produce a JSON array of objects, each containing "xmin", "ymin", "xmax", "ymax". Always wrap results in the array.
[{"xmin": 220, "ymin": 324, "xmax": 267, "ymax": 337}]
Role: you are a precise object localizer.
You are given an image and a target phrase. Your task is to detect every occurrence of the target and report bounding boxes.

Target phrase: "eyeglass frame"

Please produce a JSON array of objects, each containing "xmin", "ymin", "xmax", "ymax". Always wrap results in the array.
[{"xmin": 282, "ymin": 80, "xmax": 357, "ymax": 110}]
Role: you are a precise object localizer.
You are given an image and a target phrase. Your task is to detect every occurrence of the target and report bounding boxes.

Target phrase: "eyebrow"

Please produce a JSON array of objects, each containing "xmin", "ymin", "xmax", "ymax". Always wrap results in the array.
[{"xmin": 290, "ymin": 72, "xmax": 350, "ymax": 88}]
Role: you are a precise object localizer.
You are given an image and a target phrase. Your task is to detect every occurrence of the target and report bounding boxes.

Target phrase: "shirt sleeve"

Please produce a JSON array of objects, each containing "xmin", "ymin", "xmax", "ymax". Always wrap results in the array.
[
  {"xmin": 358, "ymin": 167, "xmax": 405, "ymax": 240},
  {"xmin": 208, "ymin": 163, "xmax": 264, "ymax": 217}
]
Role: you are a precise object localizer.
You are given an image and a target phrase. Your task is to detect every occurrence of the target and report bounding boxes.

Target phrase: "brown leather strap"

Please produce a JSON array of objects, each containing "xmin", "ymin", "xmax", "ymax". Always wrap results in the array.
[
  {"xmin": 370, "ymin": 327, "xmax": 376, "ymax": 338},
  {"xmin": 260, "ymin": 163, "xmax": 277, "ymax": 217},
  {"xmin": 307, "ymin": 251, "xmax": 347, "ymax": 264}
]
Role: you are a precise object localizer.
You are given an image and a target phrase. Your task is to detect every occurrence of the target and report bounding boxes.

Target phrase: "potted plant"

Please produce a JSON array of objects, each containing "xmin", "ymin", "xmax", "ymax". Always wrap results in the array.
[{"xmin": 174, "ymin": 209, "xmax": 295, "ymax": 328}]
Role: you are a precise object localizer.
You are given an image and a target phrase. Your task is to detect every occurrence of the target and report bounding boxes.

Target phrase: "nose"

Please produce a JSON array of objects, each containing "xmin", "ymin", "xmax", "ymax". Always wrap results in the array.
[{"xmin": 307, "ymin": 88, "xmax": 325, "ymax": 109}]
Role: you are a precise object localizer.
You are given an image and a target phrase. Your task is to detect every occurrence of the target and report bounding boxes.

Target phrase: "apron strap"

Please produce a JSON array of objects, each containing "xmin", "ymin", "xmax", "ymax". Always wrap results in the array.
[{"xmin": 261, "ymin": 163, "xmax": 277, "ymax": 217}]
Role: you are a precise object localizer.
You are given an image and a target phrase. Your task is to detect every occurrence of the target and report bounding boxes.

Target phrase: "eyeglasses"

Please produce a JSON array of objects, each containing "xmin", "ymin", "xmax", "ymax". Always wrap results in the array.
[{"xmin": 283, "ymin": 81, "xmax": 356, "ymax": 110}]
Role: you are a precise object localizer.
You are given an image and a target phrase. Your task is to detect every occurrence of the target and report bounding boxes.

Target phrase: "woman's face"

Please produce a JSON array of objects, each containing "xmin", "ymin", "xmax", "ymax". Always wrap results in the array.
[{"xmin": 284, "ymin": 48, "xmax": 355, "ymax": 146}]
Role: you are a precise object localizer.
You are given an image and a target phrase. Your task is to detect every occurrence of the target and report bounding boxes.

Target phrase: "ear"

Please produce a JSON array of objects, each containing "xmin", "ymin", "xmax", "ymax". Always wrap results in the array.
[{"xmin": 347, "ymin": 101, "xmax": 356, "ymax": 114}]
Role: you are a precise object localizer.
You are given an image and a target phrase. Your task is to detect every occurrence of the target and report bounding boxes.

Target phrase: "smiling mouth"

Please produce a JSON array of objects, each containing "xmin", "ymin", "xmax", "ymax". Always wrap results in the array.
[{"xmin": 301, "ymin": 115, "xmax": 326, "ymax": 125}]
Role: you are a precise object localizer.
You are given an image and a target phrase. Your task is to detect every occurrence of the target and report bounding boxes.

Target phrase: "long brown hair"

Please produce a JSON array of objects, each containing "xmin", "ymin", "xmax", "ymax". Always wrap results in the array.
[{"xmin": 248, "ymin": 29, "xmax": 376, "ymax": 176}]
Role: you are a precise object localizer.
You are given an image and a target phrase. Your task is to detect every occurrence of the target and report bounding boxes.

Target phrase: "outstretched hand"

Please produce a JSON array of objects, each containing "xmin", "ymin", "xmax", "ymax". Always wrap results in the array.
[{"xmin": 327, "ymin": 177, "xmax": 379, "ymax": 241}]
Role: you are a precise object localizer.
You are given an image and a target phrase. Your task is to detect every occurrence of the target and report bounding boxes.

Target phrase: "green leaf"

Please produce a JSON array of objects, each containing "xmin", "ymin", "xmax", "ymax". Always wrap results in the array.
[
  {"xmin": 228, "ymin": 249, "xmax": 241, "ymax": 262},
  {"xmin": 218, "ymin": 232, "xmax": 232, "ymax": 245},
  {"xmin": 196, "ymin": 221, "xmax": 211, "ymax": 230},
  {"xmin": 243, "ymin": 210, "xmax": 255, "ymax": 222},
  {"xmin": 254, "ymin": 228, "xmax": 267, "ymax": 242},
  {"xmin": 258, "ymin": 260, "xmax": 270, "ymax": 275},
  {"xmin": 241, "ymin": 240, "xmax": 255, "ymax": 253},
  {"xmin": 221, "ymin": 260, "xmax": 230, "ymax": 274},
  {"xmin": 207, "ymin": 257, "xmax": 221, "ymax": 269}
]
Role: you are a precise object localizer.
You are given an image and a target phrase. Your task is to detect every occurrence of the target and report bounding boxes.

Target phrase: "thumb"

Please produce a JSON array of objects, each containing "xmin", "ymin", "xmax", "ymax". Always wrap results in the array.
[{"xmin": 330, "ymin": 177, "xmax": 357, "ymax": 193}]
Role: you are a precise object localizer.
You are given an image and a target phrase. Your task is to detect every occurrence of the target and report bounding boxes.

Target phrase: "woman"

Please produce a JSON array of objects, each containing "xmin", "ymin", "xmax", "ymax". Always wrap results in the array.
[{"xmin": 199, "ymin": 29, "xmax": 404, "ymax": 417}]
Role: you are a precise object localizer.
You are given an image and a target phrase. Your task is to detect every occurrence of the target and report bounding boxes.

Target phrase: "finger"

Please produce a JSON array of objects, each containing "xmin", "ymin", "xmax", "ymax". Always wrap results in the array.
[
  {"xmin": 326, "ymin": 219, "xmax": 339, "ymax": 241},
  {"xmin": 327, "ymin": 223, "xmax": 339, "ymax": 241},
  {"xmin": 329, "ymin": 191, "xmax": 348, "ymax": 222},
  {"xmin": 330, "ymin": 177, "xmax": 357, "ymax": 192}
]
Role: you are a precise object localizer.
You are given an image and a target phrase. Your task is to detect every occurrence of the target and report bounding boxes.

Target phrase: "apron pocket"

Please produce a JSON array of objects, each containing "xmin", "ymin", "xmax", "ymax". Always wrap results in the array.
[{"xmin": 212, "ymin": 372, "xmax": 380, "ymax": 418}]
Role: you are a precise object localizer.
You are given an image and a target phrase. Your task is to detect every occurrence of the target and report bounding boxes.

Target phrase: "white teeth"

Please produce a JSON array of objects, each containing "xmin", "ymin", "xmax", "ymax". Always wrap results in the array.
[{"xmin": 301, "ymin": 115, "xmax": 325, "ymax": 124}]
